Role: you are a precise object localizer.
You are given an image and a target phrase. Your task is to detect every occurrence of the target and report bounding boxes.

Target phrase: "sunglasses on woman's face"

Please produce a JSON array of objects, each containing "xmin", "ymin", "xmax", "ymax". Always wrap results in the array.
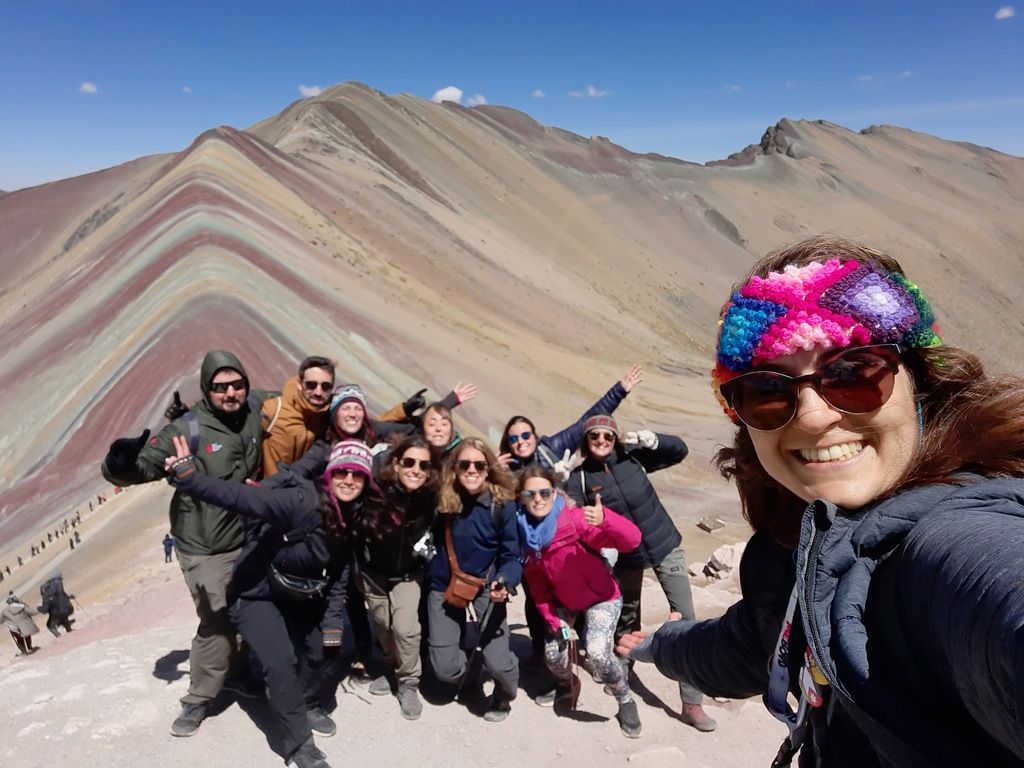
[
  {"xmin": 588, "ymin": 431, "xmax": 615, "ymax": 442},
  {"xmin": 507, "ymin": 431, "xmax": 533, "ymax": 444},
  {"xmin": 399, "ymin": 457, "xmax": 431, "ymax": 471},
  {"xmin": 332, "ymin": 469, "xmax": 362, "ymax": 480},
  {"xmin": 520, "ymin": 488, "xmax": 553, "ymax": 501},
  {"xmin": 456, "ymin": 459, "xmax": 488, "ymax": 473},
  {"xmin": 720, "ymin": 344, "xmax": 904, "ymax": 432},
  {"xmin": 210, "ymin": 378, "xmax": 247, "ymax": 394}
]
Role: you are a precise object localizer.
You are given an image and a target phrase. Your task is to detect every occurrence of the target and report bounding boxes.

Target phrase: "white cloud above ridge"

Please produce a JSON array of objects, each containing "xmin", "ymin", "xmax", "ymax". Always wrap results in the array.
[
  {"xmin": 532, "ymin": 88, "xmax": 545, "ymax": 98},
  {"xmin": 431, "ymin": 85, "xmax": 463, "ymax": 104},
  {"xmin": 568, "ymin": 84, "xmax": 611, "ymax": 99},
  {"xmin": 79, "ymin": 82, "xmax": 98, "ymax": 94},
  {"xmin": 298, "ymin": 84, "xmax": 323, "ymax": 97},
  {"xmin": 466, "ymin": 94, "xmax": 487, "ymax": 107},
  {"xmin": 995, "ymin": 6, "xmax": 1015, "ymax": 19}
]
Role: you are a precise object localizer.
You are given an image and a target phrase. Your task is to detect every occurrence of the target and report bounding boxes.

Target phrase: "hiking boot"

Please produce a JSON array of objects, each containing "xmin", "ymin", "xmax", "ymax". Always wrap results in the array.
[
  {"xmin": 397, "ymin": 682, "xmax": 423, "ymax": 721},
  {"xmin": 223, "ymin": 676, "xmax": 265, "ymax": 700},
  {"xmin": 534, "ymin": 685, "xmax": 558, "ymax": 707},
  {"xmin": 617, "ymin": 699, "xmax": 643, "ymax": 739},
  {"xmin": 456, "ymin": 678, "xmax": 485, "ymax": 707},
  {"xmin": 169, "ymin": 702, "xmax": 207, "ymax": 737},
  {"xmin": 286, "ymin": 737, "xmax": 331, "ymax": 768},
  {"xmin": 680, "ymin": 703, "xmax": 717, "ymax": 732},
  {"xmin": 306, "ymin": 707, "xmax": 337, "ymax": 737},
  {"xmin": 482, "ymin": 692, "xmax": 512, "ymax": 723},
  {"xmin": 368, "ymin": 675, "xmax": 393, "ymax": 696}
]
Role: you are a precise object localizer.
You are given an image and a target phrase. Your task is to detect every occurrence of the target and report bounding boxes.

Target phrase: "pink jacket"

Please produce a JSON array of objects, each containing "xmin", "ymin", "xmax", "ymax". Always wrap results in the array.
[{"xmin": 522, "ymin": 505, "xmax": 642, "ymax": 633}]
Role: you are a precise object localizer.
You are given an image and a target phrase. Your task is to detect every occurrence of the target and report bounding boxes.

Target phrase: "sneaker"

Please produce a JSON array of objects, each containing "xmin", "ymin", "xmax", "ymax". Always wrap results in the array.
[
  {"xmin": 306, "ymin": 707, "xmax": 337, "ymax": 737},
  {"xmin": 170, "ymin": 702, "xmax": 208, "ymax": 737},
  {"xmin": 482, "ymin": 693, "xmax": 512, "ymax": 723},
  {"xmin": 397, "ymin": 683, "xmax": 423, "ymax": 721},
  {"xmin": 223, "ymin": 676, "xmax": 265, "ymax": 700},
  {"xmin": 368, "ymin": 675, "xmax": 393, "ymax": 696},
  {"xmin": 286, "ymin": 737, "xmax": 331, "ymax": 768},
  {"xmin": 680, "ymin": 703, "xmax": 718, "ymax": 732},
  {"xmin": 456, "ymin": 679, "xmax": 485, "ymax": 707},
  {"xmin": 534, "ymin": 686, "xmax": 558, "ymax": 707},
  {"xmin": 617, "ymin": 700, "xmax": 643, "ymax": 739}
]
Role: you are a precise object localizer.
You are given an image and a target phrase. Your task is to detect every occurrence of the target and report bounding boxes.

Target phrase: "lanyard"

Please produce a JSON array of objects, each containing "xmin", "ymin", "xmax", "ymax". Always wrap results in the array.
[{"xmin": 765, "ymin": 584, "xmax": 829, "ymax": 767}]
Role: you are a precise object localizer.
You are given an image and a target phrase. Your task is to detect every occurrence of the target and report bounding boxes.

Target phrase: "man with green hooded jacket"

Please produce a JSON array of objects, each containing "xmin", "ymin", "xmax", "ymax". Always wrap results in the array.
[{"xmin": 102, "ymin": 350, "xmax": 272, "ymax": 737}]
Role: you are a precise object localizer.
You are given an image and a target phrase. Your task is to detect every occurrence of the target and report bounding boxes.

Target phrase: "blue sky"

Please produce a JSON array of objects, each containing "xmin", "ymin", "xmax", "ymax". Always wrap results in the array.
[{"xmin": 1, "ymin": 1, "xmax": 1021, "ymax": 191}]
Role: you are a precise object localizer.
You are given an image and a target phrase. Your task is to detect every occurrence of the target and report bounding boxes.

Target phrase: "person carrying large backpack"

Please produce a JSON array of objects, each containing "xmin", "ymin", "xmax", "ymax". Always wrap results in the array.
[{"xmin": 38, "ymin": 571, "xmax": 74, "ymax": 636}]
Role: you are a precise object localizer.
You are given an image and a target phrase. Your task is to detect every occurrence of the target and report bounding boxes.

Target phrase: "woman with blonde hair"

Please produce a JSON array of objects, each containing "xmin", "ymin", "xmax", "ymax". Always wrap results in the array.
[
  {"xmin": 427, "ymin": 438, "xmax": 522, "ymax": 723},
  {"xmin": 620, "ymin": 236, "xmax": 1024, "ymax": 766}
]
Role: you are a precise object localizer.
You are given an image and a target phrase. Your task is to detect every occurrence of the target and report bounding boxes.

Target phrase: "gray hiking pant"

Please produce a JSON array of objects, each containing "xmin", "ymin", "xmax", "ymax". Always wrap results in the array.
[
  {"xmin": 427, "ymin": 589, "xmax": 518, "ymax": 699},
  {"xmin": 177, "ymin": 549, "xmax": 241, "ymax": 704},
  {"xmin": 614, "ymin": 547, "xmax": 704, "ymax": 706},
  {"xmin": 360, "ymin": 572, "xmax": 423, "ymax": 686}
]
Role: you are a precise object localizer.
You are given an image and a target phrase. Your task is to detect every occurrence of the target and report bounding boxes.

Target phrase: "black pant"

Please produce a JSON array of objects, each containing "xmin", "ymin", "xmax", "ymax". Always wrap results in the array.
[
  {"xmin": 230, "ymin": 597, "xmax": 326, "ymax": 758},
  {"xmin": 346, "ymin": 578, "xmax": 373, "ymax": 659},
  {"xmin": 46, "ymin": 613, "xmax": 73, "ymax": 637}
]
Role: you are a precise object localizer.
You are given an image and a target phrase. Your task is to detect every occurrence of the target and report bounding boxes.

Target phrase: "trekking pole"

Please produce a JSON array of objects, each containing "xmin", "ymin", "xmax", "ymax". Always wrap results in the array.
[
  {"xmin": 71, "ymin": 596, "xmax": 89, "ymax": 618},
  {"xmin": 455, "ymin": 575, "xmax": 507, "ymax": 697}
]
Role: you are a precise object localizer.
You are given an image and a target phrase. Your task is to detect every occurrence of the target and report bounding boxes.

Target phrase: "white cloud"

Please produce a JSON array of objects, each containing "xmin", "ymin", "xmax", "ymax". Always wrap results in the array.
[
  {"xmin": 466, "ymin": 94, "xmax": 487, "ymax": 107},
  {"xmin": 896, "ymin": 70, "xmax": 912, "ymax": 79},
  {"xmin": 298, "ymin": 84, "xmax": 323, "ymax": 97},
  {"xmin": 854, "ymin": 74, "xmax": 874, "ymax": 82},
  {"xmin": 995, "ymin": 6, "xmax": 1015, "ymax": 19},
  {"xmin": 568, "ymin": 84, "xmax": 611, "ymax": 99},
  {"xmin": 431, "ymin": 85, "xmax": 463, "ymax": 104},
  {"xmin": 78, "ymin": 82, "xmax": 98, "ymax": 94},
  {"xmin": 532, "ymin": 88, "xmax": 545, "ymax": 98},
  {"xmin": 725, "ymin": 84, "xmax": 742, "ymax": 92},
  {"xmin": 182, "ymin": 85, "xmax": 192, "ymax": 94}
]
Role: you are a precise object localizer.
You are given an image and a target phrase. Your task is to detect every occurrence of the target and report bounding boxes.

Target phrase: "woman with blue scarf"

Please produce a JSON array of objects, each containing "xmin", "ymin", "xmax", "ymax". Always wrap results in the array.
[{"xmin": 516, "ymin": 466, "xmax": 644, "ymax": 738}]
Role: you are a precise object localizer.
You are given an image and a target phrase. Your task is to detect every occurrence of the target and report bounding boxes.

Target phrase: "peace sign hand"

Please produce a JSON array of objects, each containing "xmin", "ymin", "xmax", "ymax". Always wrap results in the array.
[{"xmin": 164, "ymin": 434, "xmax": 197, "ymax": 481}]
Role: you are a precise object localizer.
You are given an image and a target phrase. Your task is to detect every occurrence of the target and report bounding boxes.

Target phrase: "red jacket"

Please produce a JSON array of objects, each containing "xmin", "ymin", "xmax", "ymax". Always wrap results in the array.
[{"xmin": 522, "ymin": 505, "xmax": 641, "ymax": 633}]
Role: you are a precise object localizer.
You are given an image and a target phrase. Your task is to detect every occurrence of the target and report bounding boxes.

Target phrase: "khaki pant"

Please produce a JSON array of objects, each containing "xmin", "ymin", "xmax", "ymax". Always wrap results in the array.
[
  {"xmin": 359, "ymin": 571, "xmax": 423, "ymax": 685},
  {"xmin": 177, "ymin": 549, "xmax": 241, "ymax": 704}
]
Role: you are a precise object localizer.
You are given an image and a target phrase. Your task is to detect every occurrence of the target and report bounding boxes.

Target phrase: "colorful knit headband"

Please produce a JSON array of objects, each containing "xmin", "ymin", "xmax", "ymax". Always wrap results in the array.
[{"xmin": 712, "ymin": 258, "xmax": 942, "ymax": 422}]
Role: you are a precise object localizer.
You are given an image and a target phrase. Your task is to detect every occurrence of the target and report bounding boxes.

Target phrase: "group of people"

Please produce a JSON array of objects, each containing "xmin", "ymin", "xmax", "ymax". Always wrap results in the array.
[
  {"xmin": 100, "ymin": 234, "xmax": 1023, "ymax": 768},
  {"xmin": 2, "ymin": 572, "xmax": 76, "ymax": 655}
]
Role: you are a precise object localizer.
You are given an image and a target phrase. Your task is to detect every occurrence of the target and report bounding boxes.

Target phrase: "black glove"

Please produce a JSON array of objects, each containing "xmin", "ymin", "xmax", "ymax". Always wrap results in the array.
[
  {"xmin": 164, "ymin": 391, "xmax": 189, "ymax": 421},
  {"xmin": 104, "ymin": 429, "xmax": 151, "ymax": 476},
  {"xmin": 402, "ymin": 388, "xmax": 428, "ymax": 418}
]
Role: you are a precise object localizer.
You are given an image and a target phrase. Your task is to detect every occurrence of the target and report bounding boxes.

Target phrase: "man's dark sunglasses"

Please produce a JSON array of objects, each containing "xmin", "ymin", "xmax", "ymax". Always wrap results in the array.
[
  {"xmin": 210, "ymin": 378, "xmax": 247, "ymax": 394},
  {"xmin": 302, "ymin": 380, "xmax": 334, "ymax": 392},
  {"xmin": 719, "ymin": 344, "xmax": 903, "ymax": 432}
]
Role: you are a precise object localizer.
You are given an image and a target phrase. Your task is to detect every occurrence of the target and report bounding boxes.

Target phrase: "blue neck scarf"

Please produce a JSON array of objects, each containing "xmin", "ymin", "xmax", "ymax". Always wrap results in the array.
[{"xmin": 517, "ymin": 493, "xmax": 564, "ymax": 555}]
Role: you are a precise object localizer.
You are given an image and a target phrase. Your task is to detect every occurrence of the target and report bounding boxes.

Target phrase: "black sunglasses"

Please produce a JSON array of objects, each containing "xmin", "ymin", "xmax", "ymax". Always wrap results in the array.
[
  {"xmin": 456, "ymin": 459, "xmax": 488, "ymax": 473},
  {"xmin": 399, "ymin": 457, "xmax": 432, "ymax": 471},
  {"xmin": 507, "ymin": 431, "xmax": 533, "ymax": 445},
  {"xmin": 302, "ymin": 380, "xmax": 334, "ymax": 392},
  {"xmin": 520, "ymin": 488, "xmax": 554, "ymax": 501},
  {"xmin": 587, "ymin": 431, "xmax": 616, "ymax": 442},
  {"xmin": 210, "ymin": 378, "xmax": 247, "ymax": 394},
  {"xmin": 719, "ymin": 344, "xmax": 903, "ymax": 432}
]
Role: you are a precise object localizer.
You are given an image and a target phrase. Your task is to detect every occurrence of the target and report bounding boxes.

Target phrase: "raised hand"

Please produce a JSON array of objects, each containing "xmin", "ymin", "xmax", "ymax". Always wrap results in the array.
[
  {"xmin": 497, "ymin": 452, "xmax": 514, "ymax": 469},
  {"xmin": 452, "ymin": 381, "xmax": 478, "ymax": 404},
  {"xmin": 402, "ymin": 388, "xmax": 428, "ymax": 418},
  {"xmin": 583, "ymin": 492, "xmax": 604, "ymax": 526},
  {"xmin": 164, "ymin": 391, "xmax": 189, "ymax": 421},
  {"xmin": 106, "ymin": 429, "xmax": 151, "ymax": 475},
  {"xmin": 164, "ymin": 434, "xmax": 196, "ymax": 479},
  {"xmin": 621, "ymin": 364, "xmax": 644, "ymax": 393}
]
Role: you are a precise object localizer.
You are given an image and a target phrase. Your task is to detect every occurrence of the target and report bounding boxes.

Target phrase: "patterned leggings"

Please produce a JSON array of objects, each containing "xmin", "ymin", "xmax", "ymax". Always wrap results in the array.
[{"xmin": 543, "ymin": 596, "xmax": 632, "ymax": 704}]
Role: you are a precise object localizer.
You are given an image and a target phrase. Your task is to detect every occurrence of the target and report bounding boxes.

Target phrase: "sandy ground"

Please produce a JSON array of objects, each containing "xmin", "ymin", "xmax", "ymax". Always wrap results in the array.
[{"xmin": 0, "ymin": 483, "xmax": 784, "ymax": 768}]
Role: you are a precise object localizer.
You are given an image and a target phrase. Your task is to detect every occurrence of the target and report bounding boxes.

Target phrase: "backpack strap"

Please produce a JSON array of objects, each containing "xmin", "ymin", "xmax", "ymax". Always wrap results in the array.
[
  {"xmin": 490, "ymin": 499, "xmax": 504, "ymax": 533},
  {"xmin": 183, "ymin": 411, "xmax": 201, "ymax": 456},
  {"xmin": 536, "ymin": 443, "xmax": 558, "ymax": 470},
  {"xmin": 263, "ymin": 396, "xmax": 283, "ymax": 435}
]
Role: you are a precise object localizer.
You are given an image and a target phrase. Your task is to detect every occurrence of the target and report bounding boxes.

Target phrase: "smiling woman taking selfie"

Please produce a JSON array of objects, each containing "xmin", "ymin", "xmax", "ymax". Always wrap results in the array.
[{"xmin": 619, "ymin": 237, "xmax": 1024, "ymax": 766}]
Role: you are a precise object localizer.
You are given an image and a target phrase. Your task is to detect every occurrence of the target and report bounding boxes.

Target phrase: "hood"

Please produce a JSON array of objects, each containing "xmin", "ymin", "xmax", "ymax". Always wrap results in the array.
[{"xmin": 199, "ymin": 350, "xmax": 249, "ymax": 409}]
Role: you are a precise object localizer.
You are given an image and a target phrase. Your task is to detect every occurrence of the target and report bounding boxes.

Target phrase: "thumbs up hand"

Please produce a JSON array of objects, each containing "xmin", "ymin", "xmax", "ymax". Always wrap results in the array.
[{"xmin": 583, "ymin": 493, "xmax": 604, "ymax": 526}]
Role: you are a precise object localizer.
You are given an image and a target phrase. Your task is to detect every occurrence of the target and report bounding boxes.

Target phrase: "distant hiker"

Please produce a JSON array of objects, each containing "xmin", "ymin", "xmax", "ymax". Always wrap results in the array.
[
  {"xmin": 358, "ymin": 436, "xmax": 438, "ymax": 720},
  {"xmin": 515, "ymin": 466, "xmax": 644, "ymax": 737},
  {"xmin": 38, "ymin": 571, "xmax": 74, "ymax": 636},
  {"xmin": 497, "ymin": 365, "xmax": 642, "ymax": 664},
  {"xmin": 163, "ymin": 533, "xmax": 176, "ymax": 562},
  {"xmin": 428, "ymin": 438, "xmax": 521, "ymax": 723},
  {"xmin": 567, "ymin": 414, "xmax": 716, "ymax": 732},
  {"xmin": 101, "ymin": 350, "xmax": 272, "ymax": 738},
  {"xmin": 2, "ymin": 592, "xmax": 39, "ymax": 655},
  {"xmin": 166, "ymin": 436, "xmax": 369, "ymax": 768}
]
